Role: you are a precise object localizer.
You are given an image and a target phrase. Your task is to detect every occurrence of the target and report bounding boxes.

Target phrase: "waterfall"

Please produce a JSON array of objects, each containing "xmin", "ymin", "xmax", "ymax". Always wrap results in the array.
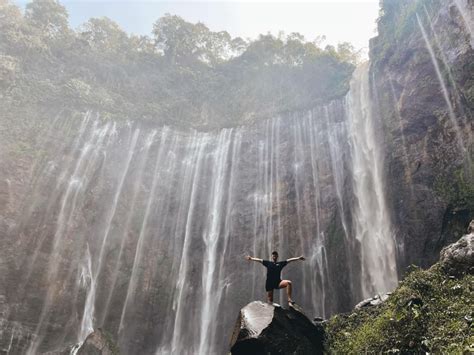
[
  {"xmin": 8, "ymin": 63, "xmax": 402, "ymax": 354},
  {"xmin": 346, "ymin": 62, "xmax": 398, "ymax": 298},
  {"xmin": 26, "ymin": 119, "xmax": 116, "ymax": 355},
  {"xmin": 78, "ymin": 244, "xmax": 95, "ymax": 342}
]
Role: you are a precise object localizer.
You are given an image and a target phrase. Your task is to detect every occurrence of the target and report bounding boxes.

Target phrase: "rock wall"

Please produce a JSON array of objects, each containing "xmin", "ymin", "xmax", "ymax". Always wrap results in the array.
[{"xmin": 370, "ymin": 0, "xmax": 474, "ymax": 269}]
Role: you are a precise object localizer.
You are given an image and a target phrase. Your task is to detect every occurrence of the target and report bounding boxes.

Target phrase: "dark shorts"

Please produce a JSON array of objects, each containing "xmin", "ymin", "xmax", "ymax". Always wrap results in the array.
[{"xmin": 265, "ymin": 279, "xmax": 282, "ymax": 292}]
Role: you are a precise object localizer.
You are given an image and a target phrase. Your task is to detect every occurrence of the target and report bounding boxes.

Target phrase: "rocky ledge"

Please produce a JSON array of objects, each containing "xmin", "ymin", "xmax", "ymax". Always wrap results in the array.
[{"xmin": 230, "ymin": 301, "xmax": 325, "ymax": 355}]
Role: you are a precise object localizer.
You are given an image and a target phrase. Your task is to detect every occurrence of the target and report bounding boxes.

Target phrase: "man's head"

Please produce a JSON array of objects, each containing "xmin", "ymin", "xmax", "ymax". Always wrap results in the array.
[{"xmin": 271, "ymin": 251, "xmax": 278, "ymax": 262}]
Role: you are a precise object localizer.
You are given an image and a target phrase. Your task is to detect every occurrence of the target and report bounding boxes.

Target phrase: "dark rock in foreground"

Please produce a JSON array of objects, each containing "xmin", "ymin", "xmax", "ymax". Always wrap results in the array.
[
  {"xmin": 440, "ymin": 220, "xmax": 474, "ymax": 276},
  {"xmin": 76, "ymin": 329, "xmax": 119, "ymax": 355},
  {"xmin": 230, "ymin": 301, "xmax": 324, "ymax": 355}
]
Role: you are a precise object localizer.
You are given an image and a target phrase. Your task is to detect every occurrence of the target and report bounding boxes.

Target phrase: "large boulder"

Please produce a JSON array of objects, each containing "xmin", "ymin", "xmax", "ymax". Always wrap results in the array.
[
  {"xmin": 439, "ymin": 220, "xmax": 474, "ymax": 276},
  {"xmin": 230, "ymin": 301, "xmax": 325, "ymax": 355}
]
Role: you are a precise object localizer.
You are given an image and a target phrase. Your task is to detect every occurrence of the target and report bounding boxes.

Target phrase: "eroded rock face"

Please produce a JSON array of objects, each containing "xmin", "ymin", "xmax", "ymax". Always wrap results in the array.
[
  {"xmin": 230, "ymin": 301, "xmax": 325, "ymax": 355},
  {"xmin": 440, "ymin": 220, "xmax": 474, "ymax": 275}
]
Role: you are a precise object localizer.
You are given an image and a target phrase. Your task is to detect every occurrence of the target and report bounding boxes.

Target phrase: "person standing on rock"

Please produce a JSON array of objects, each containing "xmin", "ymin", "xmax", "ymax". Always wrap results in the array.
[{"xmin": 246, "ymin": 251, "xmax": 305, "ymax": 305}]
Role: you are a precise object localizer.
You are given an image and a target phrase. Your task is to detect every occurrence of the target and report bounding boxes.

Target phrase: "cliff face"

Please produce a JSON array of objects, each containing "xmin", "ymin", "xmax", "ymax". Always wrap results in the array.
[{"xmin": 370, "ymin": 0, "xmax": 473, "ymax": 269}]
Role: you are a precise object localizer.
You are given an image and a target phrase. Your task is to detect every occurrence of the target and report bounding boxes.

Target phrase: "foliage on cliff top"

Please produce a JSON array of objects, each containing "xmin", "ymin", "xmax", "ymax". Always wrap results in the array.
[
  {"xmin": 372, "ymin": 0, "xmax": 445, "ymax": 66},
  {"xmin": 0, "ymin": 0, "xmax": 358, "ymax": 130},
  {"xmin": 326, "ymin": 263, "xmax": 474, "ymax": 354}
]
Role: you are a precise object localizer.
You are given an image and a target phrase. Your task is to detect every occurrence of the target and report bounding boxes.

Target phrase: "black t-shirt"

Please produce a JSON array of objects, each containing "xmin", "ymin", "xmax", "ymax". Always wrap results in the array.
[{"xmin": 262, "ymin": 260, "xmax": 288, "ymax": 285}]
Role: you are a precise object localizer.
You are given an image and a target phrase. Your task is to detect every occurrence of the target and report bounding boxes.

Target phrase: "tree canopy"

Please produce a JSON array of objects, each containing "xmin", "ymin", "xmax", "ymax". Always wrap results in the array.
[{"xmin": 1, "ymin": 0, "xmax": 359, "ymax": 130}]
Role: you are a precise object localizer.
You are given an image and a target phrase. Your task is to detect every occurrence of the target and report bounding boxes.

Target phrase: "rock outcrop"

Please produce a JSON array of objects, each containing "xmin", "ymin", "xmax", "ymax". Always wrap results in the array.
[
  {"xmin": 354, "ymin": 293, "xmax": 391, "ymax": 309},
  {"xmin": 76, "ymin": 329, "xmax": 119, "ymax": 355},
  {"xmin": 230, "ymin": 301, "xmax": 325, "ymax": 355},
  {"xmin": 440, "ymin": 220, "xmax": 474, "ymax": 275}
]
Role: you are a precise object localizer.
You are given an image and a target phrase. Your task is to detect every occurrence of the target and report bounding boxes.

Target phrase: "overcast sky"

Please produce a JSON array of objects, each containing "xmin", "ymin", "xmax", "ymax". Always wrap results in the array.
[{"xmin": 14, "ymin": 1, "xmax": 380, "ymax": 54}]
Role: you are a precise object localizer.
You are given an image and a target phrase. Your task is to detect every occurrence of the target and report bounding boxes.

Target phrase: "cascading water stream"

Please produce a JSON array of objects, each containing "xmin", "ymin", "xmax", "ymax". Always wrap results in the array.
[
  {"xmin": 170, "ymin": 134, "xmax": 209, "ymax": 354},
  {"xmin": 78, "ymin": 244, "xmax": 95, "ymax": 342},
  {"xmin": 72, "ymin": 128, "xmax": 140, "ymax": 350},
  {"xmin": 346, "ymin": 62, "xmax": 398, "ymax": 298},
  {"xmin": 119, "ymin": 128, "xmax": 170, "ymax": 333},
  {"xmin": 27, "ymin": 120, "xmax": 116, "ymax": 355},
  {"xmin": 197, "ymin": 129, "xmax": 234, "ymax": 355},
  {"xmin": 100, "ymin": 130, "xmax": 158, "ymax": 327}
]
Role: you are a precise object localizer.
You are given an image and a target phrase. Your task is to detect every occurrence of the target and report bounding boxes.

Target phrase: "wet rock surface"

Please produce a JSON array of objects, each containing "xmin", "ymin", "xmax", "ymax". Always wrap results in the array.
[
  {"xmin": 230, "ymin": 301, "xmax": 325, "ymax": 355},
  {"xmin": 440, "ymin": 220, "xmax": 474, "ymax": 275}
]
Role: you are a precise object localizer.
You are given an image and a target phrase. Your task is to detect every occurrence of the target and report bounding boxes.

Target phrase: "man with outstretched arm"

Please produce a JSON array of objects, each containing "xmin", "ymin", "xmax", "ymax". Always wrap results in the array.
[{"xmin": 246, "ymin": 251, "xmax": 305, "ymax": 305}]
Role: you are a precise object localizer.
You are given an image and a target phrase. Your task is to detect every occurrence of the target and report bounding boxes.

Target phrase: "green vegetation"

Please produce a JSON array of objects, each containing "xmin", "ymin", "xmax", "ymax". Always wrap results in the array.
[
  {"xmin": 434, "ymin": 167, "xmax": 474, "ymax": 211},
  {"xmin": 102, "ymin": 329, "xmax": 121, "ymax": 355},
  {"xmin": 326, "ymin": 264, "xmax": 474, "ymax": 354},
  {"xmin": 373, "ymin": 0, "xmax": 443, "ymax": 66},
  {"xmin": 0, "ymin": 0, "xmax": 359, "ymax": 130}
]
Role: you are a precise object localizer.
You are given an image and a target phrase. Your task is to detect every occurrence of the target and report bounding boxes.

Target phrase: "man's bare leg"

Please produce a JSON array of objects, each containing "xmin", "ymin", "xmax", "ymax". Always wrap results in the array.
[
  {"xmin": 278, "ymin": 280, "xmax": 293, "ymax": 304},
  {"xmin": 267, "ymin": 290, "xmax": 274, "ymax": 304}
]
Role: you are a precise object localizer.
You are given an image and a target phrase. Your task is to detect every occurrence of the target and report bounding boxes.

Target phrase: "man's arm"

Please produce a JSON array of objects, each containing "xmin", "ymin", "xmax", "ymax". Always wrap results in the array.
[
  {"xmin": 246, "ymin": 255, "xmax": 263, "ymax": 263},
  {"xmin": 286, "ymin": 256, "xmax": 305, "ymax": 263}
]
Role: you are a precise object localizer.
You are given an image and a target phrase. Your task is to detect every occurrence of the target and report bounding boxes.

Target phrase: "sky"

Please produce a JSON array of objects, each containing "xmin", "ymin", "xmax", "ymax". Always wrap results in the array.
[{"xmin": 14, "ymin": 0, "xmax": 380, "ymax": 54}]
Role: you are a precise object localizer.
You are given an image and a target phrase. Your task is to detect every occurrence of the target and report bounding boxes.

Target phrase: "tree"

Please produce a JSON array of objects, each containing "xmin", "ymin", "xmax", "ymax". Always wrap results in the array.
[
  {"xmin": 153, "ymin": 14, "xmax": 204, "ymax": 63},
  {"xmin": 25, "ymin": 0, "xmax": 69, "ymax": 39},
  {"xmin": 152, "ymin": 14, "xmax": 244, "ymax": 66},
  {"xmin": 79, "ymin": 17, "xmax": 129, "ymax": 54},
  {"xmin": 0, "ymin": 0, "xmax": 24, "ymax": 52},
  {"xmin": 336, "ymin": 42, "xmax": 361, "ymax": 65}
]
